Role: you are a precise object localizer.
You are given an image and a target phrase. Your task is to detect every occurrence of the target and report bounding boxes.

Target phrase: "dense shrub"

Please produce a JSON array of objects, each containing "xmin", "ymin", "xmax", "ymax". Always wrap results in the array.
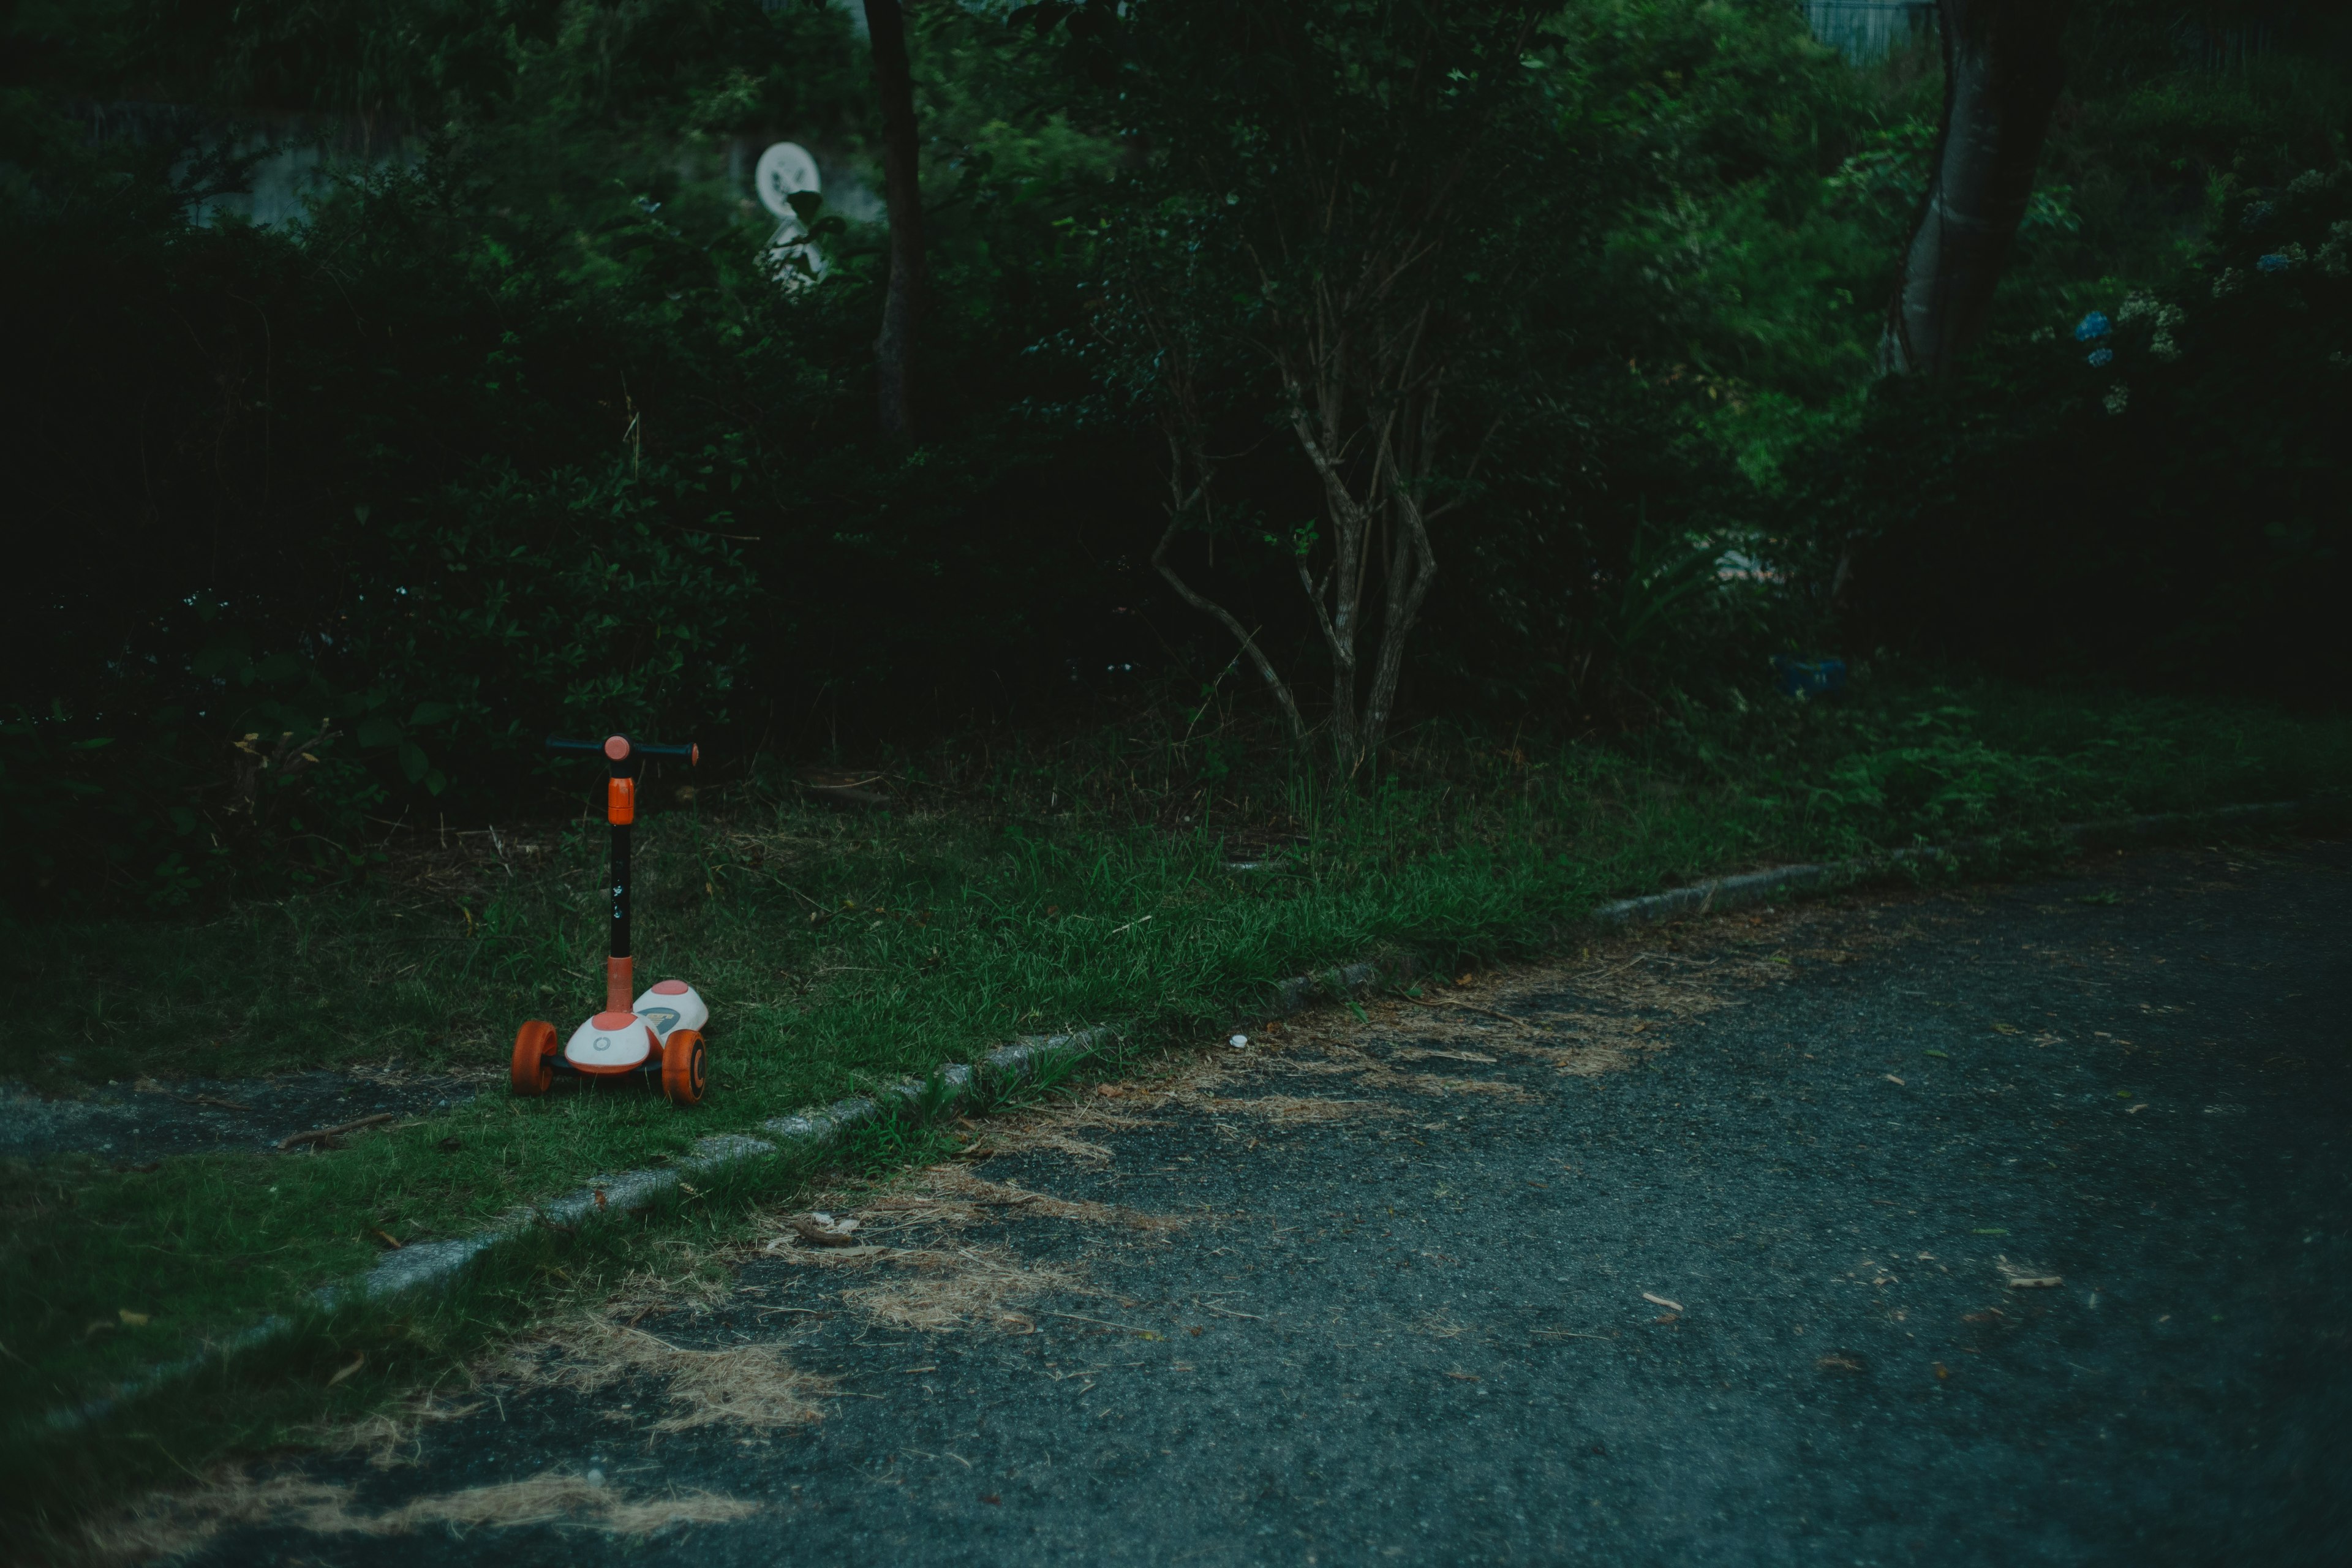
[{"xmin": 1831, "ymin": 160, "xmax": 2351, "ymax": 693}]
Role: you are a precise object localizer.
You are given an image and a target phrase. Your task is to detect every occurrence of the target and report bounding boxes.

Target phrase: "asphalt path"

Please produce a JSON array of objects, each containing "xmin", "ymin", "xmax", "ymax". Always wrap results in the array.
[{"xmin": 160, "ymin": 840, "xmax": 2351, "ymax": 1566}]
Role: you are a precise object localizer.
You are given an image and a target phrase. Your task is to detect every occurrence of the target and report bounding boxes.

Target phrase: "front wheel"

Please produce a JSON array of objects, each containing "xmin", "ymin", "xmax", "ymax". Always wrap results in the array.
[
  {"xmin": 510, "ymin": 1020, "xmax": 557, "ymax": 1096},
  {"xmin": 661, "ymin": 1028, "xmax": 707, "ymax": 1106}
]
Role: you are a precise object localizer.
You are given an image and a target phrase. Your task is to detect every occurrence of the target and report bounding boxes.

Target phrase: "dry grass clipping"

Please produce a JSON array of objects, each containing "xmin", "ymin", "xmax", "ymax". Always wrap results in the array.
[
  {"xmin": 81, "ymin": 1467, "xmax": 758, "ymax": 1564},
  {"xmin": 897, "ymin": 1166, "xmax": 1188, "ymax": 1231},
  {"xmin": 1199, "ymin": 1093, "xmax": 1404, "ymax": 1123},
  {"xmin": 513, "ymin": 1317, "xmax": 831, "ymax": 1433},
  {"xmin": 312, "ymin": 1391, "xmax": 483, "ymax": 1472},
  {"xmin": 833, "ymin": 1242, "xmax": 1086, "ymax": 1333},
  {"xmin": 965, "ymin": 1097, "xmax": 1159, "ymax": 1167}
]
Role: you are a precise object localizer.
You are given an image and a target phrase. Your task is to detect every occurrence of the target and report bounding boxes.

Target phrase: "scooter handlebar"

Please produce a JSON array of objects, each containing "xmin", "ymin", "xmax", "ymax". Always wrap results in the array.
[{"xmin": 545, "ymin": 734, "xmax": 701, "ymax": 766}]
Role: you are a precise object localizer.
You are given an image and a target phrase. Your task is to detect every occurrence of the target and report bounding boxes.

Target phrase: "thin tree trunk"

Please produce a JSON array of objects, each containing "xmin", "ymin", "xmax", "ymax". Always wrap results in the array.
[
  {"xmin": 1878, "ymin": 0, "xmax": 2071, "ymax": 377},
  {"xmin": 864, "ymin": 0, "xmax": 925, "ymax": 440}
]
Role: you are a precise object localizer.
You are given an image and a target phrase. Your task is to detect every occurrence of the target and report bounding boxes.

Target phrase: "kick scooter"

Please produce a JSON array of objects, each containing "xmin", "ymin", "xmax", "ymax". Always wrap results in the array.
[{"xmin": 511, "ymin": 732, "xmax": 710, "ymax": 1104}]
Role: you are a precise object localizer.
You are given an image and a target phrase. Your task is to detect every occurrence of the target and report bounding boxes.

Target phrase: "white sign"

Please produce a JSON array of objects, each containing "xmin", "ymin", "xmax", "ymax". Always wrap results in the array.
[
  {"xmin": 755, "ymin": 141, "xmax": 821, "ymax": 217},
  {"xmin": 753, "ymin": 142, "xmax": 827, "ymax": 287}
]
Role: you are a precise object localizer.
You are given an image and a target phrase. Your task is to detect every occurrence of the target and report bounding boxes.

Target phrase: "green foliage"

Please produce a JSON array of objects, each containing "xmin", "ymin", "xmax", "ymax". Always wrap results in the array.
[
  {"xmin": 6, "ymin": 0, "xmax": 2350, "ymax": 902},
  {"xmin": 1826, "ymin": 157, "xmax": 2351, "ymax": 688},
  {"xmin": 364, "ymin": 457, "xmax": 760, "ymax": 756}
]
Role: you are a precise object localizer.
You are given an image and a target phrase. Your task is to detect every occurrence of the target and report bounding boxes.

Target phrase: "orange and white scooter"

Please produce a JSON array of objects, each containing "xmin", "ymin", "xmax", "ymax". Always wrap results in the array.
[{"xmin": 511, "ymin": 733, "xmax": 710, "ymax": 1105}]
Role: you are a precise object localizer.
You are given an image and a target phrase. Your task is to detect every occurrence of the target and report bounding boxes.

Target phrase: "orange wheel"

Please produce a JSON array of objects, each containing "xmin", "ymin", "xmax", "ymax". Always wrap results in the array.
[
  {"xmin": 661, "ymin": 1028, "xmax": 707, "ymax": 1106},
  {"xmin": 510, "ymin": 1020, "xmax": 557, "ymax": 1096}
]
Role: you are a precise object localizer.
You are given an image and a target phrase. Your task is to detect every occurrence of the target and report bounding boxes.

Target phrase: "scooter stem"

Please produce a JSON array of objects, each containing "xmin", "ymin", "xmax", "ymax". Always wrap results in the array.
[
  {"xmin": 604, "ymin": 736, "xmax": 636, "ymax": 1012},
  {"xmin": 546, "ymin": 731, "xmax": 700, "ymax": 1016}
]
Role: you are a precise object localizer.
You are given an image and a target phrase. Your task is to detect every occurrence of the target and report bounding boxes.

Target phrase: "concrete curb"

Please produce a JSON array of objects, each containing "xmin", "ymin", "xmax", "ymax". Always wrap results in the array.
[
  {"xmin": 39, "ymin": 794, "xmax": 2326, "ymax": 1434},
  {"xmin": 1589, "ymin": 798, "xmax": 2321, "ymax": 930}
]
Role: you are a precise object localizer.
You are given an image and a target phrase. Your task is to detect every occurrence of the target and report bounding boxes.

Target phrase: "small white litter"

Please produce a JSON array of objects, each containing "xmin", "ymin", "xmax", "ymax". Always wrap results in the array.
[{"xmin": 1228, "ymin": 1034, "xmax": 1250, "ymax": 1050}]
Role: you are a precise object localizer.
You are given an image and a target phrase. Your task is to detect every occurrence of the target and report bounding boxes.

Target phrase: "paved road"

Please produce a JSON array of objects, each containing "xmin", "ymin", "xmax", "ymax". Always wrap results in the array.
[{"xmin": 163, "ymin": 841, "xmax": 2350, "ymax": 1566}]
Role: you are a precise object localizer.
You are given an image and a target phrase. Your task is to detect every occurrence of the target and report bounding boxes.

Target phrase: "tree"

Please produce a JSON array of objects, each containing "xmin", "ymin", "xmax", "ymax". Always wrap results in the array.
[
  {"xmin": 1879, "ymin": 0, "xmax": 2075, "ymax": 375},
  {"xmin": 864, "ymin": 0, "xmax": 926, "ymax": 440},
  {"xmin": 1088, "ymin": 1, "xmax": 1566, "ymax": 781}
]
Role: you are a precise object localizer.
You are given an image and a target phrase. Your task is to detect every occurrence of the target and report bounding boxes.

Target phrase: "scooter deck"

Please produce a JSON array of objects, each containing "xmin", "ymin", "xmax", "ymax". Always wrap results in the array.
[{"xmin": 559, "ymin": 981, "xmax": 709, "ymax": 1076}]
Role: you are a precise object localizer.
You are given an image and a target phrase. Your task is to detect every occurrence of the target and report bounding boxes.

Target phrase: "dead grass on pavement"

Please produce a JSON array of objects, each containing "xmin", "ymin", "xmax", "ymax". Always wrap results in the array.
[
  {"xmin": 78, "ymin": 1466, "xmax": 759, "ymax": 1564},
  {"xmin": 506, "ymin": 1315, "xmax": 832, "ymax": 1433}
]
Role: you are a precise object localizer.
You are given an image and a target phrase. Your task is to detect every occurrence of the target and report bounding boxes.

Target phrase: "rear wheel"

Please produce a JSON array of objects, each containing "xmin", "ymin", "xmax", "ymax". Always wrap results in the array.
[
  {"xmin": 661, "ymin": 1029, "xmax": 707, "ymax": 1106},
  {"xmin": 510, "ymin": 1020, "xmax": 557, "ymax": 1096}
]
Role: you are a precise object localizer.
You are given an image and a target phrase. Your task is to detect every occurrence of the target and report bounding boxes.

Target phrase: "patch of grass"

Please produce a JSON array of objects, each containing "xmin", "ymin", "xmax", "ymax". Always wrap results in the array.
[{"xmin": 5, "ymin": 669, "xmax": 2349, "ymax": 1543}]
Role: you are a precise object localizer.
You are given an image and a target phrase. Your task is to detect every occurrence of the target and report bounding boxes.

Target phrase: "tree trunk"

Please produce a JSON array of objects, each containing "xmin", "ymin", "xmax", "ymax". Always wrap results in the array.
[
  {"xmin": 1877, "ymin": 0, "xmax": 2071, "ymax": 377},
  {"xmin": 864, "ymin": 0, "xmax": 925, "ymax": 440}
]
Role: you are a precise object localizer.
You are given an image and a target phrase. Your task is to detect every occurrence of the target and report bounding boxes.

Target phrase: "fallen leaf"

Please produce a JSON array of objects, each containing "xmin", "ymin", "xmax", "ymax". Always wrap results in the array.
[
  {"xmin": 1933, "ymin": 1362, "xmax": 1950, "ymax": 1379},
  {"xmin": 1883, "ymin": 1074, "xmax": 1905, "ymax": 1086},
  {"xmin": 1921, "ymin": 1049, "xmax": 1949, "ymax": 1059},
  {"xmin": 2005, "ymin": 1275, "xmax": 2063, "ymax": 1290},
  {"xmin": 1992, "ymin": 1023, "xmax": 2020, "ymax": 1035},
  {"xmin": 2126, "ymin": 1104, "xmax": 2148, "ymax": 1114},
  {"xmin": 1816, "ymin": 1354, "xmax": 1864, "ymax": 1373},
  {"xmin": 790, "ymin": 1212, "xmax": 863, "ymax": 1246},
  {"xmin": 370, "ymin": 1229, "xmax": 404, "ymax": 1250},
  {"xmin": 117, "ymin": 1310, "xmax": 149, "ymax": 1327},
  {"xmin": 1641, "ymin": 1292, "xmax": 1684, "ymax": 1313},
  {"xmin": 1445, "ymin": 1371, "xmax": 1481, "ymax": 1382},
  {"xmin": 328, "ymin": 1352, "xmax": 365, "ymax": 1387}
]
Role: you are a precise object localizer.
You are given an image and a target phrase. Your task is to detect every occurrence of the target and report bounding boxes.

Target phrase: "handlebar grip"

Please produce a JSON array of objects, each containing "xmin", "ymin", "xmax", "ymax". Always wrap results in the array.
[{"xmin": 545, "ymin": 734, "xmax": 701, "ymax": 765}]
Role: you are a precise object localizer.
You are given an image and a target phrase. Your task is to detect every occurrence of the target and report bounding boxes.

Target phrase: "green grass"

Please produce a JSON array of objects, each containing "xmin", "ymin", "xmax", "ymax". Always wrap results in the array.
[{"xmin": 6, "ymin": 669, "xmax": 2350, "ymax": 1539}]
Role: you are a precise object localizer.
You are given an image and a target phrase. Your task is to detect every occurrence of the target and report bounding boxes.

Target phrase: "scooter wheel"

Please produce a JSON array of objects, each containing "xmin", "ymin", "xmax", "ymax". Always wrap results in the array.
[
  {"xmin": 511, "ymin": 1020, "xmax": 558, "ymax": 1096},
  {"xmin": 661, "ymin": 1028, "xmax": 707, "ymax": 1106}
]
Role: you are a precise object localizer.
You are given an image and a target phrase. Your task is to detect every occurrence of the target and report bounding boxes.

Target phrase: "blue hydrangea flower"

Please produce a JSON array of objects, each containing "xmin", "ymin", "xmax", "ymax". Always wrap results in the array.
[
  {"xmin": 2073, "ymin": 311, "xmax": 2112, "ymax": 342},
  {"xmin": 2256, "ymin": 252, "xmax": 2291, "ymax": 273},
  {"xmin": 2087, "ymin": 346, "xmax": 2114, "ymax": 367}
]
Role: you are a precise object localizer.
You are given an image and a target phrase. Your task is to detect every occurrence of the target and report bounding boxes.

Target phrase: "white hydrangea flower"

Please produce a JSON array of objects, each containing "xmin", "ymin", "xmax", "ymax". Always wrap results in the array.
[
  {"xmin": 2116, "ymin": 291, "xmax": 2157, "ymax": 324},
  {"xmin": 2103, "ymin": 384, "xmax": 2130, "ymax": 415},
  {"xmin": 2213, "ymin": 267, "xmax": 2244, "ymax": 298},
  {"xmin": 2150, "ymin": 333, "xmax": 2181, "ymax": 362}
]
